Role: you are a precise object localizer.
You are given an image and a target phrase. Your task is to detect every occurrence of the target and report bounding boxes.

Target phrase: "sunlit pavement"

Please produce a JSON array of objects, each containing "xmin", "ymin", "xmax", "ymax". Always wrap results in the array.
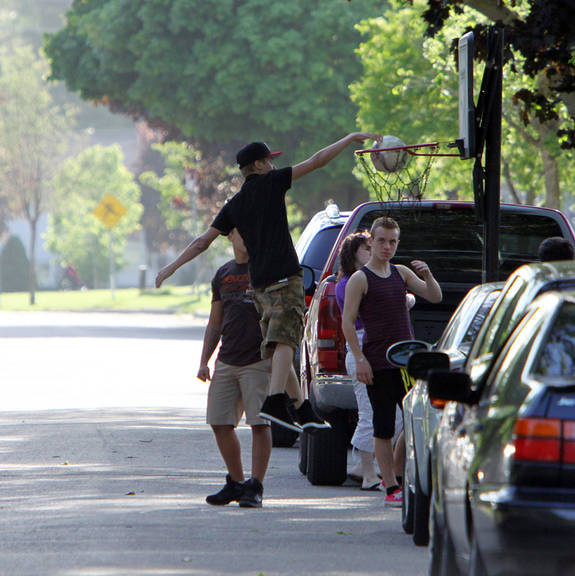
[{"xmin": 0, "ymin": 312, "xmax": 429, "ymax": 576}]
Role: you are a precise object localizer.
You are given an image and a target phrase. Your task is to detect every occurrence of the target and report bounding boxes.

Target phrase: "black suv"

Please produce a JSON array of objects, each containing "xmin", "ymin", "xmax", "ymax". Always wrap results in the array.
[{"xmin": 300, "ymin": 200, "xmax": 575, "ymax": 485}]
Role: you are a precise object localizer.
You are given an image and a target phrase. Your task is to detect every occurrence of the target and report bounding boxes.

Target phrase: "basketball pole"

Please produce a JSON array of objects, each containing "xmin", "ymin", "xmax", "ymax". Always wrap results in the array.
[{"xmin": 483, "ymin": 26, "xmax": 503, "ymax": 283}]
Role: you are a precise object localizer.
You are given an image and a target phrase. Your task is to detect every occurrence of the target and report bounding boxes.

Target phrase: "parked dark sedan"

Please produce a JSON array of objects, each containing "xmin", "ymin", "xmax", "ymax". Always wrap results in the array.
[{"xmin": 428, "ymin": 289, "xmax": 575, "ymax": 576}]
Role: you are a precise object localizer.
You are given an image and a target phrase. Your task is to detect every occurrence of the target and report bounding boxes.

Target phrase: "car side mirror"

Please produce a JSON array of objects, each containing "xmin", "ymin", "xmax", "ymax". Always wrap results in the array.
[
  {"xmin": 428, "ymin": 371, "xmax": 475, "ymax": 407},
  {"xmin": 386, "ymin": 340, "xmax": 431, "ymax": 368},
  {"xmin": 406, "ymin": 351, "xmax": 450, "ymax": 380},
  {"xmin": 301, "ymin": 265, "xmax": 316, "ymax": 295}
]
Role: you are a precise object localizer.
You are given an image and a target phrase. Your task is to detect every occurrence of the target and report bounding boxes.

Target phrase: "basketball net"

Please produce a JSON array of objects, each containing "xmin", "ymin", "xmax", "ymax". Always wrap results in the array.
[{"xmin": 356, "ymin": 143, "xmax": 440, "ymax": 204}]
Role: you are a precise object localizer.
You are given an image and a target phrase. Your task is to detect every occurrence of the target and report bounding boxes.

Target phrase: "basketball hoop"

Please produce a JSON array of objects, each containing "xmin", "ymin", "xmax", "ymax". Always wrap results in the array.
[{"xmin": 355, "ymin": 141, "xmax": 459, "ymax": 204}]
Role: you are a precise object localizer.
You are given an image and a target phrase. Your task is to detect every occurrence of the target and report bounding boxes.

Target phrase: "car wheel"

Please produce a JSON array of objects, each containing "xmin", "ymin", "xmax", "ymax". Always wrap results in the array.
[
  {"xmin": 412, "ymin": 464, "xmax": 430, "ymax": 546},
  {"xmin": 402, "ymin": 444, "xmax": 414, "ymax": 534},
  {"xmin": 298, "ymin": 430, "xmax": 309, "ymax": 475},
  {"xmin": 271, "ymin": 421, "xmax": 299, "ymax": 448},
  {"xmin": 469, "ymin": 528, "xmax": 487, "ymax": 576},
  {"xmin": 306, "ymin": 409, "xmax": 348, "ymax": 486}
]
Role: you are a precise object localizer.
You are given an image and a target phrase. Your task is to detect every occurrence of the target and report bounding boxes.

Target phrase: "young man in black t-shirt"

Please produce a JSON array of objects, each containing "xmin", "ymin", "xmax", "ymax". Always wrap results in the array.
[
  {"xmin": 156, "ymin": 132, "xmax": 378, "ymax": 432},
  {"xmin": 198, "ymin": 229, "xmax": 271, "ymax": 508}
]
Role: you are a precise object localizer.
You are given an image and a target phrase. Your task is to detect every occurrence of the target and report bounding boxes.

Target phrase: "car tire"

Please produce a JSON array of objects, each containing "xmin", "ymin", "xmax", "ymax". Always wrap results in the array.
[
  {"xmin": 412, "ymin": 464, "xmax": 430, "ymax": 546},
  {"xmin": 306, "ymin": 409, "xmax": 348, "ymax": 486},
  {"xmin": 402, "ymin": 445, "xmax": 414, "ymax": 534},
  {"xmin": 271, "ymin": 421, "xmax": 299, "ymax": 448},
  {"xmin": 298, "ymin": 431, "xmax": 309, "ymax": 475}
]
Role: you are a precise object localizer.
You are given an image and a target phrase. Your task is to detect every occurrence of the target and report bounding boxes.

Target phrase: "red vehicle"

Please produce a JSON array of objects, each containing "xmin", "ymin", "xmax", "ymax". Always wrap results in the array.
[{"xmin": 299, "ymin": 200, "xmax": 575, "ymax": 485}]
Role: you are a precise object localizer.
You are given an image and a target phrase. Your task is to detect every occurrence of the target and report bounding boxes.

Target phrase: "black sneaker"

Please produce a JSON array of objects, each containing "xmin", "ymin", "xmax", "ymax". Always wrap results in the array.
[
  {"xmin": 239, "ymin": 477, "xmax": 263, "ymax": 508},
  {"xmin": 293, "ymin": 399, "xmax": 332, "ymax": 432},
  {"xmin": 206, "ymin": 474, "xmax": 245, "ymax": 506},
  {"xmin": 259, "ymin": 393, "xmax": 302, "ymax": 433}
]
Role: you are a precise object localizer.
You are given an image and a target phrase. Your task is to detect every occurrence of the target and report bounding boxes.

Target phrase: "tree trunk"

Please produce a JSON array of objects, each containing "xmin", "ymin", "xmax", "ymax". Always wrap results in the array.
[
  {"xmin": 28, "ymin": 218, "xmax": 37, "ymax": 306},
  {"xmin": 541, "ymin": 147, "xmax": 561, "ymax": 209}
]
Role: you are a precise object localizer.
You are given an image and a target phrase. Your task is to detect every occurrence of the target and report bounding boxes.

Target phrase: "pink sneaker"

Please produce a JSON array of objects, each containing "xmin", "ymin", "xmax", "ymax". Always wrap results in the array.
[{"xmin": 384, "ymin": 488, "xmax": 403, "ymax": 507}]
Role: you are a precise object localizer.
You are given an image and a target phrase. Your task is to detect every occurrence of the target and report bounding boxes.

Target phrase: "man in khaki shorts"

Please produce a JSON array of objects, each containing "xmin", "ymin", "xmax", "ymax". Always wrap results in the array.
[
  {"xmin": 197, "ymin": 229, "xmax": 271, "ymax": 508},
  {"xmin": 156, "ymin": 132, "xmax": 378, "ymax": 433}
]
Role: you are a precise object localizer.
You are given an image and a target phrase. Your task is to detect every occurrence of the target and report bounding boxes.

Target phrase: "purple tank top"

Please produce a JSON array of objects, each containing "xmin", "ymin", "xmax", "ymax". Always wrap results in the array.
[{"xmin": 358, "ymin": 265, "xmax": 414, "ymax": 371}]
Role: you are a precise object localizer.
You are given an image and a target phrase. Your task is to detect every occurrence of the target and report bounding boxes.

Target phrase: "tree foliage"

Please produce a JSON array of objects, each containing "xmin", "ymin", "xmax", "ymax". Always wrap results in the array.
[
  {"xmin": 44, "ymin": 0, "xmax": 382, "ymax": 213},
  {"xmin": 352, "ymin": 0, "xmax": 575, "ymax": 209},
  {"xmin": 0, "ymin": 43, "xmax": 75, "ymax": 303},
  {"xmin": 44, "ymin": 145, "xmax": 143, "ymax": 288},
  {"xmin": 1, "ymin": 235, "xmax": 29, "ymax": 292},
  {"xmin": 422, "ymin": 0, "xmax": 575, "ymax": 150}
]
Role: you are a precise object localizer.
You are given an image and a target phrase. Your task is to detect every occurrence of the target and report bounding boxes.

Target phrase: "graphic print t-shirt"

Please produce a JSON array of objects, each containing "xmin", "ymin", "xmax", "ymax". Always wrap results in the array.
[{"xmin": 212, "ymin": 260, "xmax": 262, "ymax": 366}]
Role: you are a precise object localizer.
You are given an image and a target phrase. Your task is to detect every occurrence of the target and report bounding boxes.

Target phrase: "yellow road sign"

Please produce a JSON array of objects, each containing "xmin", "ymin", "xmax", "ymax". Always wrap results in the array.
[{"xmin": 93, "ymin": 194, "xmax": 127, "ymax": 229}]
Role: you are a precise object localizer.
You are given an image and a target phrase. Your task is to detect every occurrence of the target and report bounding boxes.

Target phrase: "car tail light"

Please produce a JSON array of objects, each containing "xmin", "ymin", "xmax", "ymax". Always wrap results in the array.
[
  {"xmin": 564, "ymin": 421, "xmax": 575, "ymax": 465},
  {"xmin": 513, "ymin": 418, "xmax": 561, "ymax": 462},
  {"xmin": 510, "ymin": 417, "xmax": 575, "ymax": 487},
  {"xmin": 316, "ymin": 282, "xmax": 344, "ymax": 373}
]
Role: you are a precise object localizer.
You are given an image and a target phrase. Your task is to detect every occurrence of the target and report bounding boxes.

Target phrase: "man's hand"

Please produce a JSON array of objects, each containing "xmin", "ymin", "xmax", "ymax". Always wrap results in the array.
[
  {"xmin": 350, "ymin": 131, "xmax": 380, "ymax": 144},
  {"xmin": 410, "ymin": 260, "xmax": 432, "ymax": 280},
  {"xmin": 155, "ymin": 264, "xmax": 175, "ymax": 288},
  {"xmin": 355, "ymin": 357, "xmax": 373, "ymax": 386},
  {"xmin": 197, "ymin": 365, "xmax": 211, "ymax": 382}
]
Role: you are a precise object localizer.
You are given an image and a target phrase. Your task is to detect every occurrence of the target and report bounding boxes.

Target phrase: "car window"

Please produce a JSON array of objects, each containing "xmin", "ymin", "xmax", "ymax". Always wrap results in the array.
[
  {"xmin": 459, "ymin": 290, "xmax": 501, "ymax": 354},
  {"xmin": 299, "ymin": 226, "xmax": 342, "ymax": 271},
  {"xmin": 354, "ymin": 209, "xmax": 563, "ymax": 283},
  {"xmin": 473, "ymin": 276, "xmax": 527, "ymax": 358},
  {"xmin": 532, "ymin": 302, "xmax": 575, "ymax": 380},
  {"xmin": 482, "ymin": 306, "xmax": 546, "ymax": 404}
]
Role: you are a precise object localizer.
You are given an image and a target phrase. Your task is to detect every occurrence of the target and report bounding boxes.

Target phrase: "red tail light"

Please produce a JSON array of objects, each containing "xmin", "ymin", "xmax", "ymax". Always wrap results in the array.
[
  {"xmin": 513, "ymin": 418, "xmax": 561, "ymax": 462},
  {"xmin": 512, "ymin": 418, "xmax": 575, "ymax": 464},
  {"xmin": 316, "ymin": 282, "xmax": 344, "ymax": 373},
  {"xmin": 564, "ymin": 421, "xmax": 575, "ymax": 465}
]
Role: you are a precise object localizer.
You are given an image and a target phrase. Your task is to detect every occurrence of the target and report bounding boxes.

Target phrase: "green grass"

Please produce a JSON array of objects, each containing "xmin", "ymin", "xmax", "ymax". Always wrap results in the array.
[{"xmin": 0, "ymin": 285, "xmax": 212, "ymax": 314}]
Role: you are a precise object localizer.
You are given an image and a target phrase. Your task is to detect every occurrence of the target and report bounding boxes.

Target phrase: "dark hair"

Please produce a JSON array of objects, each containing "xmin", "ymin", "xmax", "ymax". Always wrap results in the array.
[
  {"xmin": 370, "ymin": 216, "xmax": 400, "ymax": 237},
  {"xmin": 538, "ymin": 237, "xmax": 575, "ymax": 262},
  {"xmin": 337, "ymin": 232, "xmax": 370, "ymax": 279}
]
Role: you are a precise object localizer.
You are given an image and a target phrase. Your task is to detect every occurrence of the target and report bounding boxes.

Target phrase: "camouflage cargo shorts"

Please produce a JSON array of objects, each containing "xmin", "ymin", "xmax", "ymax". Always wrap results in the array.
[{"xmin": 254, "ymin": 270, "xmax": 305, "ymax": 360}]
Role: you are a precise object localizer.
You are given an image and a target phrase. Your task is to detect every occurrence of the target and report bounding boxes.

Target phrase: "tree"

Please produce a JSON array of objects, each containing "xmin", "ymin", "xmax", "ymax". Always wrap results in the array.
[
  {"xmin": 0, "ymin": 43, "xmax": 75, "ymax": 304},
  {"xmin": 44, "ymin": 145, "xmax": 143, "ymax": 289},
  {"xmin": 1, "ymin": 235, "xmax": 29, "ymax": 292},
  {"xmin": 139, "ymin": 141, "xmax": 239, "ymax": 285},
  {"xmin": 44, "ymin": 0, "xmax": 382, "ymax": 214},
  {"xmin": 351, "ymin": 0, "xmax": 575, "ymax": 209},
  {"xmin": 421, "ymin": 1, "xmax": 575, "ymax": 148}
]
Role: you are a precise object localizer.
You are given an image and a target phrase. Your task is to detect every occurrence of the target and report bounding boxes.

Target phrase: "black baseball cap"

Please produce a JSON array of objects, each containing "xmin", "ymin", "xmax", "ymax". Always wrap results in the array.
[{"xmin": 236, "ymin": 142, "xmax": 282, "ymax": 169}]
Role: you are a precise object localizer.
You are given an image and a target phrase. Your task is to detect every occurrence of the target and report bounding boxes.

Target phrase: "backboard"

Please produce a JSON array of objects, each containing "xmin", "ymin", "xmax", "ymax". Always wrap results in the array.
[{"xmin": 457, "ymin": 32, "xmax": 476, "ymax": 159}]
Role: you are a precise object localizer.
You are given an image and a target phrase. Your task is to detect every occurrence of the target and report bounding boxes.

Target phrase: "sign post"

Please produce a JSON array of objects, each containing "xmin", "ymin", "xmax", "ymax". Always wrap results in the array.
[{"xmin": 93, "ymin": 194, "xmax": 127, "ymax": 298}]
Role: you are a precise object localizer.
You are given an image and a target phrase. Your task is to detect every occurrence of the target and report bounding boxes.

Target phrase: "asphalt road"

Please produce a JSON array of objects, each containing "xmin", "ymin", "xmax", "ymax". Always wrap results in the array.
[{"xmin": 0, "ymin": 311, "xmax": 429, "ymax": 576}]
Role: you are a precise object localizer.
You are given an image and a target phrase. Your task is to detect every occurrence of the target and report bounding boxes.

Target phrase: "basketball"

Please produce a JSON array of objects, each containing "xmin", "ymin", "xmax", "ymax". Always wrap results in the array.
[{"xmin": 370, "ymin": 135, "xmax": 409, "ymax": 173}]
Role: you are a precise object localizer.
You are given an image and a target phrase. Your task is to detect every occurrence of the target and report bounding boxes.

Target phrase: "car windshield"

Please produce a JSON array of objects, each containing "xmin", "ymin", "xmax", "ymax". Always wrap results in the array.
[
  {"xmin": 532, "ymin": 302, "xmax": 575, "ymax": 381},
  {"xmin": 355, "ymin": 209, "xmax": 564, "ymax": 283}
]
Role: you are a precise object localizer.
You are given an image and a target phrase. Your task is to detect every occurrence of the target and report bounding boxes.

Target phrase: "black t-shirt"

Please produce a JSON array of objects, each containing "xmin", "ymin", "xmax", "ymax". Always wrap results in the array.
[
  {"xmin": 212, "ymin": 260, "xmax": 262, "ymax": 367},
  {"xmin": 211, "ymin": 167, "xmax": 301, "ymax": 288}
]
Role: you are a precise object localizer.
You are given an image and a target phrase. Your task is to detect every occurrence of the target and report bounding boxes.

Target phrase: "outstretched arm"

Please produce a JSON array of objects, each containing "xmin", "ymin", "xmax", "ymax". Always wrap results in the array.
[
  {"xmin": 197, "ymin": 300, "xmax": 223, "ymax": 382},
  {"xmin": 397, "ymin": 261, "xmax": 442, "ymax": 303},
  {"xmin": 155, "ymin": 227, "xmax": 221, "ymax": 288},
  {"xmin": 291, "ymin": 132, "xmax": 379, "ymax": 181}
]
